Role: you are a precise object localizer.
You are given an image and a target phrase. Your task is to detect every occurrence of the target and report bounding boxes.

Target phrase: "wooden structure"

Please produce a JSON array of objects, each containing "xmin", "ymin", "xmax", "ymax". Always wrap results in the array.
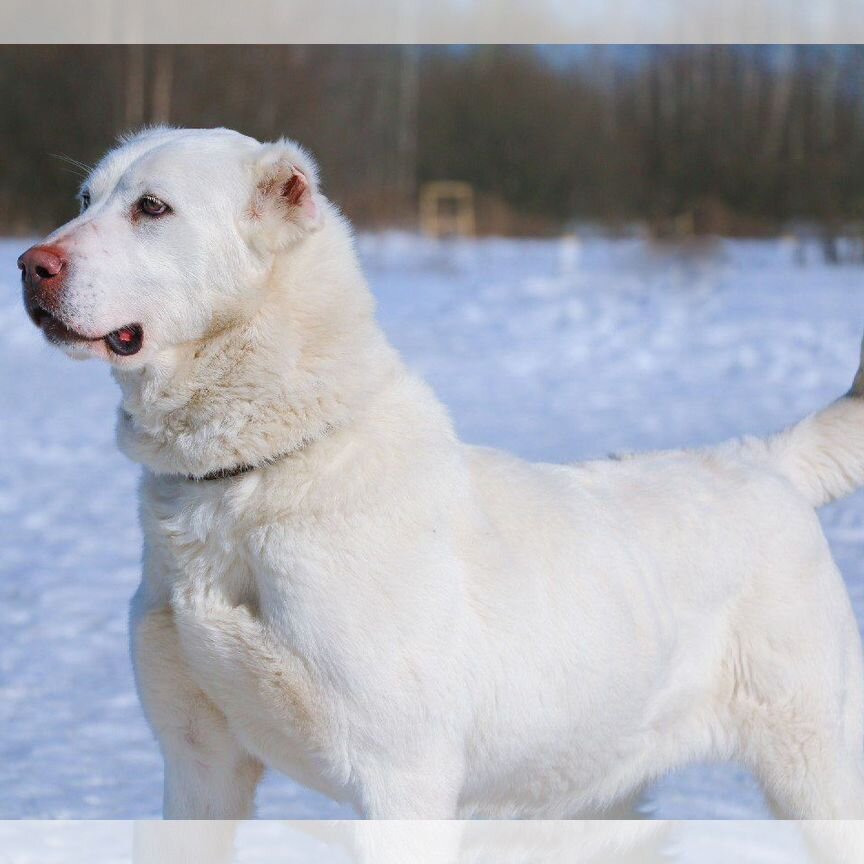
[{"xmin": 419, "ymin": 181, "xmax": 476, "ymax": 238}]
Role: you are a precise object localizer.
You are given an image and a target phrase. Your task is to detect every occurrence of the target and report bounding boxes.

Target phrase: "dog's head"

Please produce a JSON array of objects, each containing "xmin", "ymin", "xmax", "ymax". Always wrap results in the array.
[{"xmin": 18, "ymin": 127, "xmax": 325, "ymax": 366}]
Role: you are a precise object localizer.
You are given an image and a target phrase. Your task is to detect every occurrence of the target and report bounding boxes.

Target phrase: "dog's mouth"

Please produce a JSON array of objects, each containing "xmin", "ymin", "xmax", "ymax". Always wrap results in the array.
[
  {"xmin": 104, "ymin": 324, "xmax": 144, "ymax": 356},
  {"xmin": 30, "ymin": 306, "xmax": 144, "ymax": 357}
]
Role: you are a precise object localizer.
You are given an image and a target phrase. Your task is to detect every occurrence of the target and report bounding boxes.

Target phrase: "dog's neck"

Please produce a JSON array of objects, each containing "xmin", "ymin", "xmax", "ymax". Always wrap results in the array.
[{"xmin": 113, "ymin": 222, "xmax": 399, "ymax": 479}]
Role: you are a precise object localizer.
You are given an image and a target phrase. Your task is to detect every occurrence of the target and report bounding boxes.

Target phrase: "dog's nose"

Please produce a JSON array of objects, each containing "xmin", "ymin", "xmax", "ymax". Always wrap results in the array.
[
  {"xmin": 18, "ymin": 245, "xmax": 66, "ymax": 285},
  {"xmin": 18, "ymin": 245, "xmax": 67, "ymax": 308}
]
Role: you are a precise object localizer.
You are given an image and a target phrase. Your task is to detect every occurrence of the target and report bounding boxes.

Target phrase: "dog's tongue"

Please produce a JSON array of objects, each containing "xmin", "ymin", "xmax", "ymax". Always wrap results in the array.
[{"xmin": 105, "ymin": 324, "xmax": 143, "ymax": 356}]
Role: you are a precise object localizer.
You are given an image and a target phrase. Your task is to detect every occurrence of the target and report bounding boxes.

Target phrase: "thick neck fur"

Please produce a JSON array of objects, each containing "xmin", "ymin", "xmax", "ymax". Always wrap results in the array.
[{"xmin": 114, "ymin": 215, "xmax": 400, "ymax": 478}]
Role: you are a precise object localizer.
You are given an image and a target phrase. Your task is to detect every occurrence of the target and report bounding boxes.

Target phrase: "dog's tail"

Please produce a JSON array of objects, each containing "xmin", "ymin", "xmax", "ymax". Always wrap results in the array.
[{"xmin": 744, "ymin": 336, "xmax": 864, "ymax": 508}]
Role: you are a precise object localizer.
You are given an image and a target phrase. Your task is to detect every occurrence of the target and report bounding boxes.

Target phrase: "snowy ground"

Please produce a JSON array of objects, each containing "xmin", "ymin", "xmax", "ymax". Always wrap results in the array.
[
  {"xmin": 0, "ymin": 818, "xmax": 819, "ymax": 863},
  {"xmin": 2, "ymin": 233, "xmax": 864, "ymax": 821}
]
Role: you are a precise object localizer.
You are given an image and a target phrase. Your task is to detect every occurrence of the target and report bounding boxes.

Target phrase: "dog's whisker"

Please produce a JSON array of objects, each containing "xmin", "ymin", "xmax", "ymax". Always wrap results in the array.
[{"xmin": 49, "ymin": 153, "xmax": 93, "ymax": 178}]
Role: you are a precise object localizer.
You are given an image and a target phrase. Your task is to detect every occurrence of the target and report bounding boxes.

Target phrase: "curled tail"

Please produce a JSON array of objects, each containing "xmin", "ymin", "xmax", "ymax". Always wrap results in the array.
[{"xmin": 751, "ymin": 340, "xmax": 864, "ymax": 508}]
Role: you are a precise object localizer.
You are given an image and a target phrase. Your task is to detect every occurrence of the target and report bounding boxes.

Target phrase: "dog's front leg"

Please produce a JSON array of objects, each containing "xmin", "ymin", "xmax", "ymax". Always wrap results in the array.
[
  {"xmin": 352, "ymin": 769, "xmax": 464, "ymax": 864},
  {"xmin": 350, "ymin": 821, "xmax": 464, "ymax": 864},
  {"xmin": 131, "ymin": 601, "xmax": 264, "ymax": 820},
  {"xmin": 133, "ymin": 820, "xmax": 240, "ymax": 864},
  {"xmin": 355, "ymin": 752, "xmax": 464, "ymax": 820}
]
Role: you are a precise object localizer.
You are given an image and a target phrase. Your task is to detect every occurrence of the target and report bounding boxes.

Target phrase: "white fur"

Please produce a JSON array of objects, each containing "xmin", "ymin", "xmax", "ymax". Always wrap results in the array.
[{"xmin": 30, "ymin": 127, "xmax": 864, "ymax": 823}]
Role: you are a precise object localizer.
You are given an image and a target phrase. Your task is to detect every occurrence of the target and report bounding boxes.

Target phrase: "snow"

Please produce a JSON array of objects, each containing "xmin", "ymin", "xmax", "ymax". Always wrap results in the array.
[
  {"xmin": 0, "ymin": 818, "xmax": 822, "ymax": 863},
  {"xmin": 3, "ymin": 233, "xmax": 864, "ymax": 823}
]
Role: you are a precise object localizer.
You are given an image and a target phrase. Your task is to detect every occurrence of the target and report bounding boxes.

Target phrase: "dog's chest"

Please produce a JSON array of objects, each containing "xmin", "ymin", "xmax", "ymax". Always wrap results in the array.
[{"xmin": 146, "ymin": 479, "xmax": 258, "ymax": 605}]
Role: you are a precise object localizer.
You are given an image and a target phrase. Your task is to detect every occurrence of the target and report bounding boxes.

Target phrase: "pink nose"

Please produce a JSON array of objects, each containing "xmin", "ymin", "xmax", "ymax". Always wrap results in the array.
[
  {"xmin": 18, "ymin": 245, "xmax": 65, "ymax": 284},
  {"xmin": 18, "ymin": 245, "xmax": 67, "ymax": 308}
]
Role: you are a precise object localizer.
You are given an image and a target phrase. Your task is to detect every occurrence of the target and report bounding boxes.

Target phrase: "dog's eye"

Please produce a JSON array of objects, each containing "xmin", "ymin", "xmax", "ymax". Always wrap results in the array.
[
  {"xmin": 137, "ymin": 195, "xmax": 171, "ymax": 218},
  {"xmin": 79, "ymin": 190, "xmax": 90, "ymax": 212}
]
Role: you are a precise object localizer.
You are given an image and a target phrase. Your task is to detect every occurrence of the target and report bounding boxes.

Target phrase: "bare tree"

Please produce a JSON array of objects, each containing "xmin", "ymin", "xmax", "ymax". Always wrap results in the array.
[
  {"xmin": 5, "ymin": 45, "xmax": 864, "ymax": 237},
  {"xmin": 150, "ymin": 45, "xmax": 174, "ymax": 125},
  {"xmin": 124, "ymin": 45, "xmax": 146, "ymax": 131}
]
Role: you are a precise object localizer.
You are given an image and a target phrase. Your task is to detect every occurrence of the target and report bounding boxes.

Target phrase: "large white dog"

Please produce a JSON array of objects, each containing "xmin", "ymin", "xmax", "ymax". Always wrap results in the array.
[{"xmin": 19, "ymin": 127, "xmax": 864, "ymax": 822}]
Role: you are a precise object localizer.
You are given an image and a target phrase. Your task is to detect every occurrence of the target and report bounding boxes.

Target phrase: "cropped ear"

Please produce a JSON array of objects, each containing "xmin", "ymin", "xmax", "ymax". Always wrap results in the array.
[{"xmin": 246, "ymin": 139, "xmax": 324, "ymax": 250}]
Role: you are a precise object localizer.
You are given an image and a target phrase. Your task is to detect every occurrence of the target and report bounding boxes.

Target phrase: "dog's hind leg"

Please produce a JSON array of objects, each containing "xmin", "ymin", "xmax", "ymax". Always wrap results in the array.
[
  {"xmin": 729, "ymin": 556, "xmax": 864, "ymax": 824},
  {"xmin": 733, "ymin": 641, "xmax": 864, "ymax": 862}
]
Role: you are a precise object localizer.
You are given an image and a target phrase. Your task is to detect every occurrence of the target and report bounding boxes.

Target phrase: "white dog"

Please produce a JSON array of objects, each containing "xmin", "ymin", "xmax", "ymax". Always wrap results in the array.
[{"xmin": 19, "ymin": 127, "xmax": 864, "ymax": 823}]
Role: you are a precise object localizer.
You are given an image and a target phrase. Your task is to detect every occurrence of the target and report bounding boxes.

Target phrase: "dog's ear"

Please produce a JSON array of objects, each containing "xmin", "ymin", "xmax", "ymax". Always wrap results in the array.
[{"xmin": 246, "ymin": 139, "xmax": 324, "ymax": 250}]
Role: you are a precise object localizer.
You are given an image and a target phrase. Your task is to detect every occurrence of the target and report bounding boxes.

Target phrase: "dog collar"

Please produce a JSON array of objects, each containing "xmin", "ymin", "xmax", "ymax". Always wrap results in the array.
[
  {"xmin": 186, "ymin": 461, "xmax": 264, "ymax": 482},
  {"xmin": 179, "ymin": 426, "xmax": 335, "ymax": 482},
  {"xmin": 182, "ymin": 449, "xmax": 297, "ymax": 482}
]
